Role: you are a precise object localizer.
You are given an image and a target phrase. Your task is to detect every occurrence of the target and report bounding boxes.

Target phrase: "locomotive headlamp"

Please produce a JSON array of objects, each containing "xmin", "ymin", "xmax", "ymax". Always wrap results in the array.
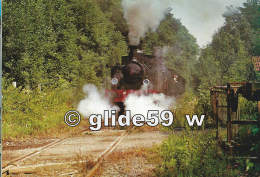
[
  {"xmin": 111, "ymin": 78, "xmax": 119, "ymax": 85},
  {"xmin": 143, "ymin": 79, "xmax": 150, "ymax": 85}
]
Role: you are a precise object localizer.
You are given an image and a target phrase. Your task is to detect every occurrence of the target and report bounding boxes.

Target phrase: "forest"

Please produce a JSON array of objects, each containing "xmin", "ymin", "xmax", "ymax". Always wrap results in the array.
[{"xmin": 2, "ymin": 0, "xmax": 260, "ymax": 176}]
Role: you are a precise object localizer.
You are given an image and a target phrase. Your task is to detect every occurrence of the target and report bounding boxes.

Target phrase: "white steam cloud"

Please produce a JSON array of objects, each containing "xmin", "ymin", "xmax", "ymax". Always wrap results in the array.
[
  {"xmin": 77, "ymin": 84, "xmax": 175, "ymax": 119},
  {"xmin": 124, "ymin": 89, "xmax": 175, "ymax": 119},
  {"xmin": 122, "ymin": 0, "xmax": 171, "ymax": 45},
  {"xmin": 77, "ymin": 84, "xmax": 118, "ymax": 117}
]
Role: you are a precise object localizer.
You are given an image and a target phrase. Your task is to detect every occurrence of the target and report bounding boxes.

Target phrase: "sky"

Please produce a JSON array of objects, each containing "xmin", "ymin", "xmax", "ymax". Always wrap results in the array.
[{"xmin": 171, "ymin": 0, "xmax": 247, "ymax": 48}]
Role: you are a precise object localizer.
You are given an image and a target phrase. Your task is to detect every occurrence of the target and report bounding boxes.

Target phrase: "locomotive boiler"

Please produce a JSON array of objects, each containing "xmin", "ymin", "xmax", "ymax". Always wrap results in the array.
[{"xmin": 108, "ymin": 45, "xmax": 185, "ymax": 113}]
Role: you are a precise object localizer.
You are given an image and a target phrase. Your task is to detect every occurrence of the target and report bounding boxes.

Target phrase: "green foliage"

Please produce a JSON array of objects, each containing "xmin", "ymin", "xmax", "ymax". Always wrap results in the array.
[
  {"xmin": 2, "ymin": 85, "xmax": 74, "ymax": 139},
  {"xmin": 3, "ymin": 0, "xmax": 79, "ymax": 88},
  {"xmin": 155, "ymin": 131, "xmax": 239, "ymax": 177},
  {"xmin": 198, "ymin": 15, "xmax": 253, "ymax": 90},
  {"xmin": 172, "ymin": 92, "xmax": 198, "ymax": 129},
  {"xmin": 236, "ymin": 98, "xmax": 260, "ymax": 175},
  {"xmin": 195, "ymin": 1, "xmax": 260, "ymax": 127},
  {"xmin": 239, "ymin": 97, "xmax": 258, "ymax": 119},
  {"xmin": 196, "ymin": 1, "xmax": 259, "ymax": 92},
  {"xmin": 240, "ymin": 0, "xmax": 260, "ymax": 56},
  {"xmin": 3, "ymin": 0, "xmax": 127, "ymax": 89}
]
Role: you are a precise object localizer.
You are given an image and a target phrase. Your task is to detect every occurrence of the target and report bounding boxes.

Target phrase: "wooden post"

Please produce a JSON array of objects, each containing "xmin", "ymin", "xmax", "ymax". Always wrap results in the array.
[
  {"xmin": 216, "ymin": 95, "xmax": 219, "ymax": 139},
  {"xmin": 212, "ymin": 91, "xmax": 219, "ymax": 139},
  {"xmin": 227, "ymin": 84, "xmax": 232, "ymax": 154}
]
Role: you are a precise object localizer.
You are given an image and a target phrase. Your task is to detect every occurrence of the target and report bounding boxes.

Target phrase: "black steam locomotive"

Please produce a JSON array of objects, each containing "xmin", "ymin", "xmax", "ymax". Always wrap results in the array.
[{"xmin": 108, "ymin": 45, "xmax": 185, "ymax": 112}]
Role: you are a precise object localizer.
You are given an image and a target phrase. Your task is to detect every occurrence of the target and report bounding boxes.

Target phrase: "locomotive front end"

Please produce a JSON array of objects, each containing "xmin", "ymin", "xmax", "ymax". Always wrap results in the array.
[{"xmin": 108, "ymin": 45, "xmax": 185, "ymax": 114}]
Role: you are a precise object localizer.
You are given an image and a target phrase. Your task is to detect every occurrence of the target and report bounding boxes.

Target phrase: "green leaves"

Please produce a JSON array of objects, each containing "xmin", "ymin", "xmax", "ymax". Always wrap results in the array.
[
  {"xmin": 195, "ymin": 2, "xmax": 259, "ymax": 123},
  {"xmin": 3, "ymin": 0, "xmax": 127, "ymax": 89},
  {"xmin": 156, "ymin": 132, "xmax": 238, "ymax": 177},
  {"xmin": 197, "ymin": 2, "xmax": 259, "ymax": 91},
  {"xmin": 194, "ymin": 3, "xmax": 260, "ymax": 175},
  {"xmin": 252, "ymin": 127, "xmax": 260, "ymax": 136}
]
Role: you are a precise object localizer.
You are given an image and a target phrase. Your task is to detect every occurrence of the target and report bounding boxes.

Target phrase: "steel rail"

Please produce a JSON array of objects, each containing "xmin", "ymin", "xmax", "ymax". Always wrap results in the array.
[{"xmin": 2, "ymin": 129, "xmax": 129, "ymax": 176}]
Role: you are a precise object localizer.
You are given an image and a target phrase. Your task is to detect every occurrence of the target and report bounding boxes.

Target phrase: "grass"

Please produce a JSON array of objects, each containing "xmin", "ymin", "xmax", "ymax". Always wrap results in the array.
[
  {"xmin": 153, "ymin": 130, "xmax": 240, "ymax": 177},
  {"xmin": 72, "ymin": 152, "xmax": 96, "ymax": 176},
  {"xmin": 2, "ymin": 85, "xmax": 88, "ymax": 140},
  {"xmin": 153, "ymin": 91, "xmax": 259, "ymax": 176},
  {"xmin": 98, "ymin": 147, "xmax": 160, "ymax": 177},
  {"xmin": 153, "ymin": 128, "xmax": 260, "ymax": 177}
]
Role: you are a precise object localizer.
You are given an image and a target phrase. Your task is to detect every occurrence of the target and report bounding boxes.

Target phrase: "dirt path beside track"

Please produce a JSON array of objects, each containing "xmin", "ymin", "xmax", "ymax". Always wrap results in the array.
[{"xmin": 2, "ymin": 130, "xmax": 168, "ymax": 176}]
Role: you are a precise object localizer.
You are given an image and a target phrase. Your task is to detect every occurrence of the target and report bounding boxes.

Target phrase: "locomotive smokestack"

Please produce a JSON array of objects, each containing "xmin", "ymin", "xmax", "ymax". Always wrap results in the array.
[{"xmin": 129, "ymin": 45, "xmax": 138, "ymax": 60}]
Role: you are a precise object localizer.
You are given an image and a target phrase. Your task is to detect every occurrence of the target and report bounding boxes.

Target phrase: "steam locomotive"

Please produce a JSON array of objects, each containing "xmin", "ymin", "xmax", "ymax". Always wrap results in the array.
[{"xmin": 108, "ymin": 45, "xmax": 186, "ymax": 113}]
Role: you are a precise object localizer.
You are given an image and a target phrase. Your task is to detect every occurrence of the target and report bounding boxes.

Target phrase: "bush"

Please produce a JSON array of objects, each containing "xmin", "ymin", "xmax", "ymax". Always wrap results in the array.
[
  {"xmin": 155, "ymin": 131, "xmax": 240, "ymax": 177},
  {"xmin": 2, "ymin": 85, "xmax": 75, "ymax": 139}
]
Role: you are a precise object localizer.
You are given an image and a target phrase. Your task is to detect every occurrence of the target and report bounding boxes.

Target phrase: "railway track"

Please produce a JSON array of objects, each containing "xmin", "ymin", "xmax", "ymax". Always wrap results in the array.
[
  {"xmin": 2, "ymin": 138, "xmax": 66, "ymax": 175},
  {"xmin": 2, "ymin": 129, "xmax": 129, "ymax": 176},
  {"xmin": 86, "ymin": 131, "xmax": 128, "ymax": 177}
]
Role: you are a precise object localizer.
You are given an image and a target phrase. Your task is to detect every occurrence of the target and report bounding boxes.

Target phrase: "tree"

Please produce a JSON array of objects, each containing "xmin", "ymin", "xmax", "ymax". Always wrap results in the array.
[
  {"xmin": 3, "ymin": 0, "xmax": 128, "ymax": 89},
  {"xmin": 142, "ymin": 13, "xmax": 199, "ymax": 91}
]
